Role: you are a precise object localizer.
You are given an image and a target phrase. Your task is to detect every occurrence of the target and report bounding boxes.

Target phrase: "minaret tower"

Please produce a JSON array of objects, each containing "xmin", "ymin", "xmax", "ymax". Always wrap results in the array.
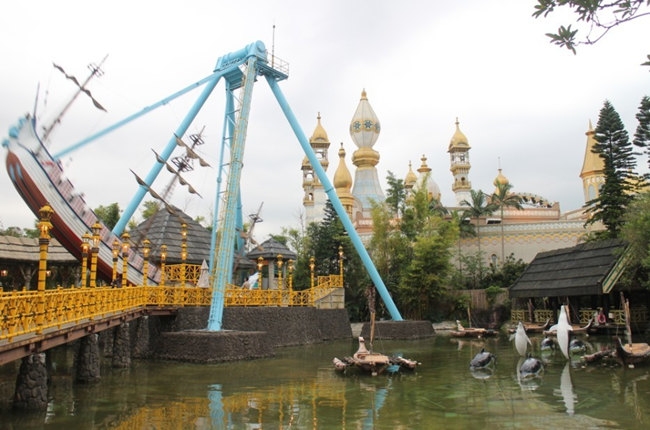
[
  {"xmin": 334, "ymin": 143, "xmax": 355, "ymax": 218},
  {"xmin": 302, "ymin": 113, "xmax": 331, "ymax": 224},
  {"xmin": 448, "ymin": 118, "xmax": 472, "ymax": 205},
  {"xmin": 580, "ymin": 121, "xmax": 605, "ymax": 203},
  {"xmin": 350, "ymin": 89, "xmax": 385, "ymax": 218}
]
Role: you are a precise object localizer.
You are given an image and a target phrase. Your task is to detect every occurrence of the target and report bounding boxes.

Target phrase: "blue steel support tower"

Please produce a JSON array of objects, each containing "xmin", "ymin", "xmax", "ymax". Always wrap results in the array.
[
  {"xmin": 206, "ymin": 41, "xmax": 402, "ymax": 330},
  {"xmin": 52, "ymin": 41, "xmax": 403, "ymax": 328}
]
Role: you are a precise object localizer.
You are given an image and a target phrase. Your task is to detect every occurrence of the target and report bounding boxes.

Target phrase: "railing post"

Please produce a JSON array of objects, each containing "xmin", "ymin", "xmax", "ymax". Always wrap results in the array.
[
  {"xmin": 288, "ymin": 259, "xmax": 294, "ymax": 306},
  {"xmin": 36, "ymin": 205, "xmax": 53, "ymax": 332},
  {"xmin": 160, "ymin": 244, "xmax": 167, "ymax": 286},
  {"xmin": 111, "ymin": 239, "xmax": 120, "ymax": 286},
  {"xmin": 142, "ymin": 239, "xmax": 150, "ymax": 286},
  {"xmin": 121, "ymin": 232, "xmax": 130, "ymax": 288},
  {"xmin": 181, "ymin": 223, "xmax": 187, "ymax": 286},
  {"xmin": 257, "ymin": 257, "xmax": 264, "ymax": 290},
  {"xmin": 277, "ymin": 254, "xmax": 283, "ymax": 291},
  {"xmin": 338, "ymin": 245, "xmax": 344, "ymax": 286},
  {"xmin": 90, "ymin": 222, "xmax": 101, "ymax": 288},
  {"xmin": 80, "ymin": 233, "xmax": 90, "ymax": 288}
]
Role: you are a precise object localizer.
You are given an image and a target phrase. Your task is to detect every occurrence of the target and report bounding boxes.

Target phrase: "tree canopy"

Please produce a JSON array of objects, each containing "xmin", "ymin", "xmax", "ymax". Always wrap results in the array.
[
  {"xmin": 532, "ymin": 0, "xmax": 650, "ymax": 66},
  {"xmin": 94, "ymin": 203, "xmax": 121, "ymax": 230}
]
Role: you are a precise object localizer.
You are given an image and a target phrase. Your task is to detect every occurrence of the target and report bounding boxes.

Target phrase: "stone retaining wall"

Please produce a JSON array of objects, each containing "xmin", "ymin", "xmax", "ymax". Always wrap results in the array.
[
  {"xmin": 153, "ymin": 307, "xmax": 353, "ymax": 362},
  {"xmin": 359, "ymin": 320, "xmax": 435, "ymax": 340}
]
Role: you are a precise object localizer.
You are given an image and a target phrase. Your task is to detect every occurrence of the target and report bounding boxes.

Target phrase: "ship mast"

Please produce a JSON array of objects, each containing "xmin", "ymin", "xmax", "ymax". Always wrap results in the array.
[{"xmin": 42, "ymin": 55, "xmax": 108, "ymax": 142}]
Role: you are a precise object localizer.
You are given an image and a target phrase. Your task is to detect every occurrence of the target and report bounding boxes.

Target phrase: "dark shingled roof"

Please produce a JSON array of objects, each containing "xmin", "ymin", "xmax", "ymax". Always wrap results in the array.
[
  {"xmin": 0, "ymin": 235, "xmax": 76, "ymax": 263},
  {"xmin": 509, "ymin": 239, "xmax": 630, "ymax": 298},
  {"xmin": 247, "ymin": 238, "xmax": 297, "ymax": 261},
  {"xmin": 129, "ymin": 206, "xmax": 255, "ymax": 269},
  {"xmin": 130, "ymin": 206, "xmax": 211, "ymax": 265}
]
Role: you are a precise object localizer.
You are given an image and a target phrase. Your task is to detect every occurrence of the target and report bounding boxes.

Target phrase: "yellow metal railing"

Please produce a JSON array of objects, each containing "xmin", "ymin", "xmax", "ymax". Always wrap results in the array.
[
  {"xmin": 164, "ymin": 264, "xmax": 202, "ymax": 285},
  {"xmin": 510, "ymin": 309, "xmax": 555, "ymax": 323},
  {"xmin": 0, "ymin": 276, "xmax": 343, "ymax": 342}
]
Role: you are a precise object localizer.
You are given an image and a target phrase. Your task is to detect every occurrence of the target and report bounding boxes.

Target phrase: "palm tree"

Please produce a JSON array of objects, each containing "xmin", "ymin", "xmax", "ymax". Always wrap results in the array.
[
  {"xmin": 450, "ymin": 210, "xmax": 476, "ymax": 272},
  {"xmin": 490, "ymin": 182, "xmax": 523, "ymax": 263},
  {"xmin": 460, "ymin": 189, "xmax": 496, "ymax": 258}
]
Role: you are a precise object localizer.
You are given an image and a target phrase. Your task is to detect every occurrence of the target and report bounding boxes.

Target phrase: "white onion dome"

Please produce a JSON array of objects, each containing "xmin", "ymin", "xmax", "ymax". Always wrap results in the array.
[{"xmin": 349, "ymin": 89, "xmax": 381, "ymax": 149}]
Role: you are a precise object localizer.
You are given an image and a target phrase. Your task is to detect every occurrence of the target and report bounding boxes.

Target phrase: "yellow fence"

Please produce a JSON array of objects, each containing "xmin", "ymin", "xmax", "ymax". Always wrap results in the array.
[
  {"xmin": 0, "ymin": 275, "xmax": 344, "ymax": 343},
  {"xmin": 164, "ymin": 264, "xmax": 203, "ymax": 285}
]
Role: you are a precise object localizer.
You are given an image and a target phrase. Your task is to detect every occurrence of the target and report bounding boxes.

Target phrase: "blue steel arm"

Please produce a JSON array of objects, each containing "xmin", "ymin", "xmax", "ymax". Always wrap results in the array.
[
  {"xmin": 207, "ymin": 56, "xmax": 259, "ymax": 330},
  {"xmin": 54, "ymin": 41, "xmax": 267, "ymax": 161},
  {"xmin": 209, "ymin": 85, "xmax": 236, "ymax": 273},
  {"xmin": 264, "ymin": 76, "xmax": 403, "ymax": 321},
  {"xmin": 112, "ymin": 73, "xmax": 223, "ymax": 235},
  {"xmin": 53, "ymin": 72, "xmax": 224, "ymax": 160}
]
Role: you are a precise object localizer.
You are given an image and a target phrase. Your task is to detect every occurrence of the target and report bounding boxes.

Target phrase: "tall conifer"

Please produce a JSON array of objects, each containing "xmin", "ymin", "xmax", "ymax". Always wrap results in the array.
[
  {"xmin": 586, "ymin": 100, "xmax": 639, "ymax": 238},
  {"xmin": 633, "ymin": 96, "xmax": 650, "ymax": 172}
]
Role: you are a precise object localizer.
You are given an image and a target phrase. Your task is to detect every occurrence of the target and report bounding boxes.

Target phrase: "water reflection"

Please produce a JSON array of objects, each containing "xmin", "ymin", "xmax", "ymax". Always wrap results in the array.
[
  {"xmin": 555, "ymin": 362, "xmax": 576, "ymax": 416},
  {"xmin": 1, "ymin": 335, "xmax": 650, "ymax": 428}
]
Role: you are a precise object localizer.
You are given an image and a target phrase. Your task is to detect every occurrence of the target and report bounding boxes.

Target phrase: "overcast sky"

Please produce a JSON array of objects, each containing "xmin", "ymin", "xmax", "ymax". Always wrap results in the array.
[{"xmin": 1, "ymin": 1, "xmax": 649, "ymax": 242}]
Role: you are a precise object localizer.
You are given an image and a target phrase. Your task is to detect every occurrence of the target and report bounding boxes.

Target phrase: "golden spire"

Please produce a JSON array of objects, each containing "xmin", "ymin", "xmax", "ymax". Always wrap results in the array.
[
  {"xmin": 493, "ymin": 168, "xmax": 509, "ymax": 187},
  {"xmin": 334, "ymin": 143, "xmax": 353, "ymax": 191},
  {"xmin": 417, "ymin": 154, "xmax": 431, "ymax": 174},
  {"xmin": 448, "ymin": 117, "xmax": 470, "ymax": 151},
  {"xmin": 580, "ymin": 120, "xmax": 606, "ymax": 203},
  {"xmin": 310, "ymin": 112, "xmax": 329, "ymax": 143},
  {"xmin": 334, "ymin": 143, "xmax": 354, "ymax": 218},
  {"xmin": 404, "ymin": 161, "xmax": 417, "ymax": 189},
  {"xmin": 580, "ymin": 120, "xmax": 604, "ymax": 178}
]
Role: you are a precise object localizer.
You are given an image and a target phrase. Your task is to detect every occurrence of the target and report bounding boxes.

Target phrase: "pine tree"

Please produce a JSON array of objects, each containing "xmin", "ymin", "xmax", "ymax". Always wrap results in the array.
[
  {"xmin": 633, "ymin": 96, "xmax": 650, "ymax": 172},
  {"xmin": 384, "ymin": 171, "xmax": 406, "ymax": 217},
  {"xmin": 306, "ymin": 200, "xmax": 369, "ymax": 320},
  {"xmin": 586, "ymin": 100, "xmax": 639, "ymax": 238}
]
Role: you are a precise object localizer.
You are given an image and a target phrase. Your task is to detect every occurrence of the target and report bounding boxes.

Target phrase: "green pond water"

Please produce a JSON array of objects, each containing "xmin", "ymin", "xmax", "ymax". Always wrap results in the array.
[{"xmin": 1, "ymin": 332, "xmax": 649, "ymax": 429}]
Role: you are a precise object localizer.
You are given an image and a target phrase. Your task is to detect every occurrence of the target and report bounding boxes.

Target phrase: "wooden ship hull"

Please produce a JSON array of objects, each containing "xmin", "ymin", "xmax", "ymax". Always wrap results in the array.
[
  {"xmin": 333, "ymin": 336, "xmax": 419, "ymax": 376},
  {"xmin": 4, "ymin": 116, "xmax": 157, "ymax": 285},
  {"xmin": 507, "ymin": 319, "xmax": 551, "ymax": 334},
  {"xmin": 616, "ymin": 338, "xmax": 650, "ymax": 366},
  {"xmin": 449, "ymin": 328, "xmax": 498, "ymax": 338}
]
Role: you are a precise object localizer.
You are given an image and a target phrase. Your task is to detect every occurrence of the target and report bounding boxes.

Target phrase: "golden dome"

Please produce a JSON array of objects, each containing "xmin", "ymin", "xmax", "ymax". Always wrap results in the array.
[
  {"xmin": 448, "ymin": 118, "xmax": 470, "ymax": 151},
  {"xmin": 310, "ymin": 112, "xmax": 329, "ymax": 143},
  {"xmin": 415, "ymin": 155, "xmax": 441, "ymax": 201},
  {"xmin": 493, "ymin": 168, "xmax": 509, "ymax": 187},
  {"xmin": 334, "ymin": 143, "xmax": 353, "ymax": 190},
  {"xmin": 404, "ymin": 161, "xmax": 417, "ymax": 188}
]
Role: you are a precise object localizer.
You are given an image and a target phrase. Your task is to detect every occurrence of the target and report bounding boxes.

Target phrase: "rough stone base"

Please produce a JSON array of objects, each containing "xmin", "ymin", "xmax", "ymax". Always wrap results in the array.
[
  {"xmin": 155, "ymin": 330, "xmax": 273, "ymax": 363},
  {"xmin": 359, "ymin": 320, "xmax": 434, "ymax": 339},
  {"xmin": 13, "ymin": 353, "xmax": 48, "ymax": 410}
]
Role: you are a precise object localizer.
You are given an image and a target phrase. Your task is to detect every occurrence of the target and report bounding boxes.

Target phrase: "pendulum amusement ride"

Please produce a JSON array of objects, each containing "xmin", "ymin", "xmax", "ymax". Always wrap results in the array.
[{"xmin": 3, "ymin": 41, "xmax": 403, "ymax": 331}]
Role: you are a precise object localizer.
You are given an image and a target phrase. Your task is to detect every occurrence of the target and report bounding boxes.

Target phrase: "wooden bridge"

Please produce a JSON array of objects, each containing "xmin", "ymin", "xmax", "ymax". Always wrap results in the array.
[{"xmin": 0, "ymin": 270, "xmax": 343, "ymax": 365}]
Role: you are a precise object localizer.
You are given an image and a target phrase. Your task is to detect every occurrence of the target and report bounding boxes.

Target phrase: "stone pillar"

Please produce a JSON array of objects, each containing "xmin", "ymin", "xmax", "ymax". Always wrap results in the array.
[
  {"xmin": 13, "ymin": 353, "xmax": 48, "ymax": 410},
  {"xmin": 112, "ymin": 322, "xmax": 131, "ymax": 368},
  {"xmin": 76, "ymin": 334, "xmax": 101, "ymax": 383},
  {"xmin": 99, "ymin": 328, "xmax": 114, "ymax": 357},
  {"xmin": 132, "ymin": 316, "xmax": 150, "ymax": 359}
]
